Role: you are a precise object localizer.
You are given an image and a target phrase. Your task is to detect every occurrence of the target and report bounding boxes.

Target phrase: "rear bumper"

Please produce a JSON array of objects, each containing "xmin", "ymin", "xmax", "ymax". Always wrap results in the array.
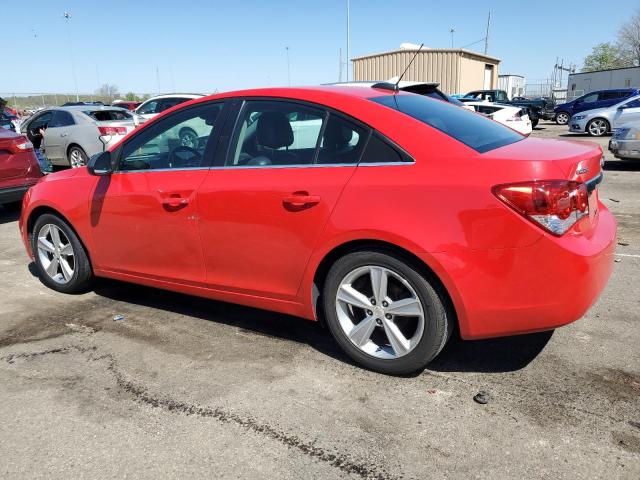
[{"xmin": 426, "ymin": 204, "xmax": 617, "ymax": 339}]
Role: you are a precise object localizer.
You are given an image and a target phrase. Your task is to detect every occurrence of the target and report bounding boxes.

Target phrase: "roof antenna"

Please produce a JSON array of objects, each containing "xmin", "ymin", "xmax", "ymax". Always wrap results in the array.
[{"xmin": 394, "ymin": 43, "xmax": 424, "ymax": 91}]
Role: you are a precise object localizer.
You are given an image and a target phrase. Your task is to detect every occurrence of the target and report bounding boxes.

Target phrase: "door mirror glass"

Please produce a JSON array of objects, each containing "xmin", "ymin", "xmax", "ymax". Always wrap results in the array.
[{"xmin": 87, "ymin": 151, "xmax": 113, "ymax": 176}]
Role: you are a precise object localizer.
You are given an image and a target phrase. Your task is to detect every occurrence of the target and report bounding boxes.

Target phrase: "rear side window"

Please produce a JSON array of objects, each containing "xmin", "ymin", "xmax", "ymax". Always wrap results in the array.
[
  {"xmin": 84, "ymin": 110, "xmax": 132, "ymax": 121},
  {"xmin": 370, "ymin": 94, "xmax": 523, "ymax": 153},
  {"xmin": 601, "ymin": 91, "xmax": 621, "ymax": 100},
  {"xmin": 317, "ymin": 114, "xmax": 367, "ymax": 165},
  {"xmin": 360, "ymin": 134, "xmax": 408, "ymax": 164}
]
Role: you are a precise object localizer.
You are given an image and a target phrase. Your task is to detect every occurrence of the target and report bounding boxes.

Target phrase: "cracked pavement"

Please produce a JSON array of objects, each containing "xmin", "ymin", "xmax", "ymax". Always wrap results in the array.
[{"xmin": 0, "ymin": 122, "xmax": 639, "ymax": 479}]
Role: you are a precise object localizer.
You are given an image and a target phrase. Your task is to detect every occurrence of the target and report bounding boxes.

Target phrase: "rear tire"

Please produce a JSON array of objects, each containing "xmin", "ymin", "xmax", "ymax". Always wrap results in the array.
[
  {"xmin": 67, "ymin": 146, "xmax": 88, "ymax": 168},
  {"xmin": 531, "ymin": 119, "xmax": 539, "ymax": 128},
  {"xmin": 31, "ymin": 214, "xmax": 94, "ymax": 294},
  {"xmin": 555, "ymin": 112, "xmax": 570, "ymax": 125},
  {"xmin": 323, "ymin": 250, "xmax": 452, "ymax": 375}
]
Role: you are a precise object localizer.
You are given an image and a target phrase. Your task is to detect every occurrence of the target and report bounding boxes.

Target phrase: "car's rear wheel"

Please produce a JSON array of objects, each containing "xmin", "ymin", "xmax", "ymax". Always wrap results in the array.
[
  {"xmin": 531, "ymin": 118, "xmax": 539, "ymax": 128},
  {"xmin": 587, "ymin": 118, "xmax": 610, "ymax": 137},
  {"xmin": 32, "ymin": 214, "xmax": 94, "ymax": 293},
  {"xmin": 67, "ymin": 146, "xmax": 88, "ymax": 168},
  {"xmin": 555, "ymin": 112, "xmax": 570, "ymax": 125},
  {"xmin": 323, "ymin": 250, "xmax": 451, "ymax": 375}
]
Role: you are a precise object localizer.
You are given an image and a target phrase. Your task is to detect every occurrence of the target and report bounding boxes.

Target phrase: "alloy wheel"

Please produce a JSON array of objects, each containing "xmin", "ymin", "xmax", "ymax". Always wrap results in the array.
[
  {"xmin": 556, "ymin": 112, "xmax": 569, "ymax": 125},
  {"xmin": 588, "ymin": 119, "xmax": 608, "ymax": 136},
  {"xmin": 335, "ymin": 265, "xmax": 425, "ymax": 359},
  {"xmin": 69, "ymin": 148, "xmax": 86, "ymax": 168},
  {"xmin": 36, "ymin": 224, "xmax": 75, "ymax": 284}
]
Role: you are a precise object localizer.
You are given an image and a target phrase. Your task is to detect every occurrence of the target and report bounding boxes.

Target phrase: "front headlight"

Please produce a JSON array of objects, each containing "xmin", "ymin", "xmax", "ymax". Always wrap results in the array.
[
  {"xmin": 623, "ymin": 127, "xmax": 640, "ymax": 140},
  {"xmin": 572, "ymin": 115, "xmax": 586, "ymax": 121}
]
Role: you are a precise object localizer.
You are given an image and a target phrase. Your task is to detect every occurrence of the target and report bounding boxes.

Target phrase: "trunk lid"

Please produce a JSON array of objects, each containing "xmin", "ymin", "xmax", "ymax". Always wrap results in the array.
[{"xmin": 0, "ymin": 130, "xmax": 31, "ymax": 181}]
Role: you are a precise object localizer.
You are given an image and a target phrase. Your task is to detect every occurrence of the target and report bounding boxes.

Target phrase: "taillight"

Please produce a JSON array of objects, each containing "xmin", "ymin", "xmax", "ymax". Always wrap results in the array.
[
  {"xmin": 5, "ymin": 136, "xmax": 34, "ymax": 153},
  {"xmin": 98, "ymin": 126, "xmax": 127, "ymax": 136},
  {"xmin": 493, "ymin": 180, "xmax": 589, "ymax": 235}
]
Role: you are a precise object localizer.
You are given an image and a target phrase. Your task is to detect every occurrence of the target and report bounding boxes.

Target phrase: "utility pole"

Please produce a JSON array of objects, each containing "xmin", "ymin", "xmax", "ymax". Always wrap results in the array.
[
  {"xmin": 449, "ymin": 27, "xmax": 455, "ymax": 48},
  {"xmin": 339, "ymin": 48, "xmax": 343, "ymax": 82},
  {"xmin": 63, "ymin": 12, "xmax": 79, "ymax": 102},
  {"xmin": 484, "ymin": 11, "xmax": 491, "ymax": 55},
  {"xmin": 285, "ymin": 46, "xmax": 291, "ymax": 86},
  {"xmin": 346, "ymin": 0, "xmax": 350, "ymax": 82}
]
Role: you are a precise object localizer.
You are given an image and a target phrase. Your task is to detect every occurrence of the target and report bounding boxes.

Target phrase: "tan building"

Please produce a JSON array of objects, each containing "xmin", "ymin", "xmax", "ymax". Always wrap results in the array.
[{"xmin": 352, "ymin": 46, "xmax": 501, "ymax": 94}]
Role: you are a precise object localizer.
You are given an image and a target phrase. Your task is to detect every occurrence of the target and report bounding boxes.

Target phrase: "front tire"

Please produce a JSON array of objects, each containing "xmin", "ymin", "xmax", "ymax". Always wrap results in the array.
[
  {"xmin": 323, "ymin": 250, "xmax": 452, "ymax": 375},
  {"xmin": 555, "ymin": 112, "xmax": 570, "ymax": 125},
  {"xmin": 67, "ymin": 146, "xmax": 88, "ymax": 168},
  {"xmin": 587, "ymin": 118, "xmax": 610, "ymax": 137},
  {"xmin": 31, "ymin": 214, "xmax": 94, "ymax": 293}
]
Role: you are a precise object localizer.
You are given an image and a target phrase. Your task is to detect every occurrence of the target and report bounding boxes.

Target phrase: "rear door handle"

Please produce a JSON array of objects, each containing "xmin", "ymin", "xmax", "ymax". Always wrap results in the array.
[
  {"xmin": 283, "ymin": 192, "xmax": 321, "ymax": 207},
  {"xmin": 157, "ymin": 189, "xmax": 190, "ymax": 208}
]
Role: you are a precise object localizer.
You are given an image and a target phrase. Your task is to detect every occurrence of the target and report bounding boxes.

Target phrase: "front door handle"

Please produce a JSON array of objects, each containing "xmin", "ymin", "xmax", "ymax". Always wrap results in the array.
[
  {"xmin": 283, "ymin": 192, "xmax": 321, "ymax": 207},
  {"xmin": 60, "ymin": 133, "xmax": 68, "ymax": 137}
]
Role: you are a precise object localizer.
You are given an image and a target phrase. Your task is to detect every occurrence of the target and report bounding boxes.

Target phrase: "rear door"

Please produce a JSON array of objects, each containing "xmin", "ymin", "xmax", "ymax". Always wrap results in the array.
[
  {"xmin": 196, "ymin": 99, "xmax": 369, "ymax": 299},
  {"xmin": 43, "ymin": 110, "xmax": 75, "ymax": 162},
  {"xmin": 88, "ymin": 101, "xmax": 227, "ymax": 283},
  {"xmin": 573, "ymin": 92, "xmax": 599, "ymax": 114},
  {"xmin": 599, "ymin": 90, "xmax": 623, "ymax": 109}
]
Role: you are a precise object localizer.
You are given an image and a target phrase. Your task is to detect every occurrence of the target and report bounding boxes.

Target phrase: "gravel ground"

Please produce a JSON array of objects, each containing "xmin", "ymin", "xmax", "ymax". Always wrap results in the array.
[{"xmin": 0, "ymin": 121, "xmax": 638, "ymax": 479}]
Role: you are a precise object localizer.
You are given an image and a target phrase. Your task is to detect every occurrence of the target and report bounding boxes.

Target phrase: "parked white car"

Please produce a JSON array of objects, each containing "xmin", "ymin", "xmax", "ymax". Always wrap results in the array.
[
  {"xmin": 569, "ymin": 95, "xmax": 640, "ymax": 137},
  {"xmin": 464, "ymin": 101, "xmax": 532, "ymax": 135},
  {"xmin": 134, "ymin": 94, "xmax": 206, "ymax": 148}
]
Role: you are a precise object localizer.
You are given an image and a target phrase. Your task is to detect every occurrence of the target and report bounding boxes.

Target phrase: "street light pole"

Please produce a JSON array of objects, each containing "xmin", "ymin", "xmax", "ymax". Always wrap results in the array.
[
  {"xmin": 449, "ymin": 27, "xmax": 455, "ymax": 48},
  {"xmin": 285, "ymin": 46, "xmax": 291, "ymax": 86},
  {"xmin": 346, "ymin": 0, "xmax": 350, "ymax": 82},
  {"xmin": 63, "ymin": 12, "xmax": 79, "ymax": 102}
]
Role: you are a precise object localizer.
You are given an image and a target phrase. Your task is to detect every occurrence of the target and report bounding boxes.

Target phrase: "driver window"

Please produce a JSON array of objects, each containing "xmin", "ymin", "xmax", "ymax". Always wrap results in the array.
[{"xmin": 119, "ymin": 103, "xmax": 223, "ymax": 171}]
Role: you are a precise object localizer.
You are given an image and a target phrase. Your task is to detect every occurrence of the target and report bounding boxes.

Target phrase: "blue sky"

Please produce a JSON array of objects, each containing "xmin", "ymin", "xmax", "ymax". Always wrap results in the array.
[{"xmin": 1, "ymin": 0, "xmax": 637, "ymax": 95}]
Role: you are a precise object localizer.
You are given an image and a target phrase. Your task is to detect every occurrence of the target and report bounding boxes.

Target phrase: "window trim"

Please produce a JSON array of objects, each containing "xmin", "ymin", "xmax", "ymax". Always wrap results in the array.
[
  {"xmin": 112, "ymin": 100, "xmax": 229, "ymax": 174},
  {"xmin": 215, "ymin": 96, "xmax": 414, "ymax": 170}
]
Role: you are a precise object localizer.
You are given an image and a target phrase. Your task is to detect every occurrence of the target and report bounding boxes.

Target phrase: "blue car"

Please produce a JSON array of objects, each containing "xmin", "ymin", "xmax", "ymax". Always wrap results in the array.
[{"xmin": 554, "ymin": 88, "xmax": 639, "ymax": 125}]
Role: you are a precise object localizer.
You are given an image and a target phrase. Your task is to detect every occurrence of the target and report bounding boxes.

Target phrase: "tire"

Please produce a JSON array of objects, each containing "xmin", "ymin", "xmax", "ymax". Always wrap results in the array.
[
  {"xmin": 31, "ymin": 213, "xmax": 94, "ymax": 294},
  {"xmin": 586, "ymin": 118, "xmax": 610, "ymax": 137},
  {"xmin": 531, "ymin": 119, "xmax": 539, "ymax": 128},
  {"xmin": 555, "ymin": 112, "xmax": 570, "ymax": 125},
  {"xmin": 67, "ymin": 145, "xmax": 88, "ymax": 168},
  {"xmin": 178, "ymin": 128, "xmax": 198, "ymax": 149},
  {"xmin": 323, "ymin": 250, "xmax": 452, "ymax": 375}
]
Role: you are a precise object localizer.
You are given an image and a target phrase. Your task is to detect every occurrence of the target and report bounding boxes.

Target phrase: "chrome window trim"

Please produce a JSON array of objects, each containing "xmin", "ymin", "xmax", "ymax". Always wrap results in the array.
[{"xmin": 112, "ymin": 166, "xmax": 210, "ymax": 174}]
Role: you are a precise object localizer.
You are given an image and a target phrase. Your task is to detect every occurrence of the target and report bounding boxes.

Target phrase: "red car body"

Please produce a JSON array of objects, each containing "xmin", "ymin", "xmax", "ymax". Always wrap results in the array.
[
  {"xmin": 19, "ymin": 87, "xmax": 616, "ymax": 339},
  {"xmin": 112, "ymin": 101, "xmax": 141, "ymax": 111},
  {"xmin": 0, "ymin": 129, "xmax": 42, "ymax": 206}
]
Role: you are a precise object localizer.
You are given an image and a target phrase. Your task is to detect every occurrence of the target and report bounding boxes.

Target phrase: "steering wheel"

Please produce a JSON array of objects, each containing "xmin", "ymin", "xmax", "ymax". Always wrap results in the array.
[{"xmin": 168, "ymin": 145, "xmax": 201, "ymax": 169}]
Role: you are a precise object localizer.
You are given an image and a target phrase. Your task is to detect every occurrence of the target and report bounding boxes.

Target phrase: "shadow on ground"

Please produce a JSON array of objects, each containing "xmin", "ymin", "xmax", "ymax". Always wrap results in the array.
[{"xmin": 90, "ymin": 278, "xmax": 551, "ymax": 375}]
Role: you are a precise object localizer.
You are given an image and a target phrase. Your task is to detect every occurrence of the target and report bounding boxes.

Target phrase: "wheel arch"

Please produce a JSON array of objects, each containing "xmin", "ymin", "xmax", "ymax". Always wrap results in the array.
[
  {"xmin": 310, "ymin": 239, "xmax": 460, "ymax": 334},
  {"xmin": 26, "ymin": 205, "xmax": 94, "ymax": 268}
]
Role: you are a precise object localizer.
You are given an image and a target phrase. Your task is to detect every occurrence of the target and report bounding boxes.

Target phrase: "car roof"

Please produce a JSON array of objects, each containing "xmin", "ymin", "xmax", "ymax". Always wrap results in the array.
[
  {"xmin": 197, "ymin": 85, "xmax": 400, "ymax": 103},
  {"xmin": 53, "ymin": 105, "xmax": 131, "ymax": 112},
  {"xmin": 143, "ymin": 93, "xmax": 205, "ymax": 101}
]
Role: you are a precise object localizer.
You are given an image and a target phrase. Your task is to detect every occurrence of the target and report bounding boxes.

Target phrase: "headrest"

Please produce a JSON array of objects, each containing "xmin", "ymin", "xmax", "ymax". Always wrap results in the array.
[
  {"xmin": 257, "ymin": 111, "xmax": 293, "ymax": 149},
  {"xmin": 323, "ymin": 120, "xmax": 353, "ymax": 150}
]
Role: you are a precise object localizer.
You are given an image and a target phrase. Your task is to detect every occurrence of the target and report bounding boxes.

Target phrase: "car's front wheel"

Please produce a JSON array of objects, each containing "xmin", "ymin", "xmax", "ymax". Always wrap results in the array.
[
  {"xmin": 555, "ymin": 112, "xmax": 570, "ymax": 125},
  {"xmin": 323, "ymin": 250, "xmax": 452, "ymax": 375},
  {"xmin": 587, "ymin": 118, "xmax": 610, "ymax": 137},
  {"xmin": 32, "ymin": 213, "xmax": 94, "ymax": 293},
  {"xmin": 67, "ymin": 146, "xmax": 88, "ymax": 168}
]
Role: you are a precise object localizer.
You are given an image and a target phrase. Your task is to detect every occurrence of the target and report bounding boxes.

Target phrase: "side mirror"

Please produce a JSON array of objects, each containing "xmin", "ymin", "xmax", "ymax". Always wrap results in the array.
[
  {"xmin": 618, "ymin": 104, "xmax": 628, "ymax": 110},
  {"xmin": 87, "ymin": 151, "xmax": 113, "ymax": 176}
]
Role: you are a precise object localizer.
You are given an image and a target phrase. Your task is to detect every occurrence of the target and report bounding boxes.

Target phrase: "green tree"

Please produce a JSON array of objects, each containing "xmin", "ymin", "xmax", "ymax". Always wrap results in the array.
[
  {"xmin": 581, "ymin": 42, "xmax": 630, "ymax": 72},
  {"xmin": 123, "ymin": 92, "xmax": 141, "ymax": 101},
  {"xmin": 617, "ymin": 8, "xmax": 640, "ymax": 66}
]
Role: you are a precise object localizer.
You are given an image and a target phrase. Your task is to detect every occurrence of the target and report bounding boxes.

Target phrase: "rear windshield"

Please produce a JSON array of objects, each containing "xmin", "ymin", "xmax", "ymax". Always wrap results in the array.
[
  {"xmin": 83, "ymin": 110, "xmax": 132, "ymax": 121},
  {"xmin": 370, "ymin": 94, "xmax": 523, "ymax": 153}
]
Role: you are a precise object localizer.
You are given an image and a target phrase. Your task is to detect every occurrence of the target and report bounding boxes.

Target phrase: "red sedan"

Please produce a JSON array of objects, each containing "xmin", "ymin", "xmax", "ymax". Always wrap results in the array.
[
  {"xmin": 0, "ymin": 129, "xmax": 42, "ymax": 209},
  {"xmin": 19, "ymin": 86, "xmax": 616, "ymax": 374}
]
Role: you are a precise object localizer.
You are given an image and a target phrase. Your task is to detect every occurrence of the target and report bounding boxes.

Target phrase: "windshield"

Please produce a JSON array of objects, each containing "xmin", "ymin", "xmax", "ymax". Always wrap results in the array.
[
  {"xmin": 83, "ymin": 110, "xmax": 133, "ymax": 121},
  {"xmin": 370, "ymin": 94, "xmax": 523, "ymax": 153}
]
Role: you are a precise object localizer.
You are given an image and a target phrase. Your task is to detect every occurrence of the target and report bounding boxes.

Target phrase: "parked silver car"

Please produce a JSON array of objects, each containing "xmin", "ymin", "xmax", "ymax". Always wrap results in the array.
[
  {"xmin": 20, "ymin": 106, "xmax": 136, "ymax": 167},
  {"xmin": 569, "ymin": 95, "xmax": 640, "ymax": 137},
  {"xmin": 609, "ymin": 122, "xmax": 640, "ymax": 160}
]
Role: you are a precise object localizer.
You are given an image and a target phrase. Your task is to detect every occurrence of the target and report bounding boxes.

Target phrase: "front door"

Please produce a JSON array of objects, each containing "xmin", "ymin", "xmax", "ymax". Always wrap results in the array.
[
  {"xmin": 197, "ymin": 99, "xmax": 369, "ymax": 299},
  {"xmin": 88, "ymin": 101, "xmax": 226, "ymax": 284},
  {"xmin": 613, "ymin": 97, "xmax": 640, "ymax": 128},
  {"xmin": 43, "ymin": 110, "xmax": 76, "ymax": 163}
]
